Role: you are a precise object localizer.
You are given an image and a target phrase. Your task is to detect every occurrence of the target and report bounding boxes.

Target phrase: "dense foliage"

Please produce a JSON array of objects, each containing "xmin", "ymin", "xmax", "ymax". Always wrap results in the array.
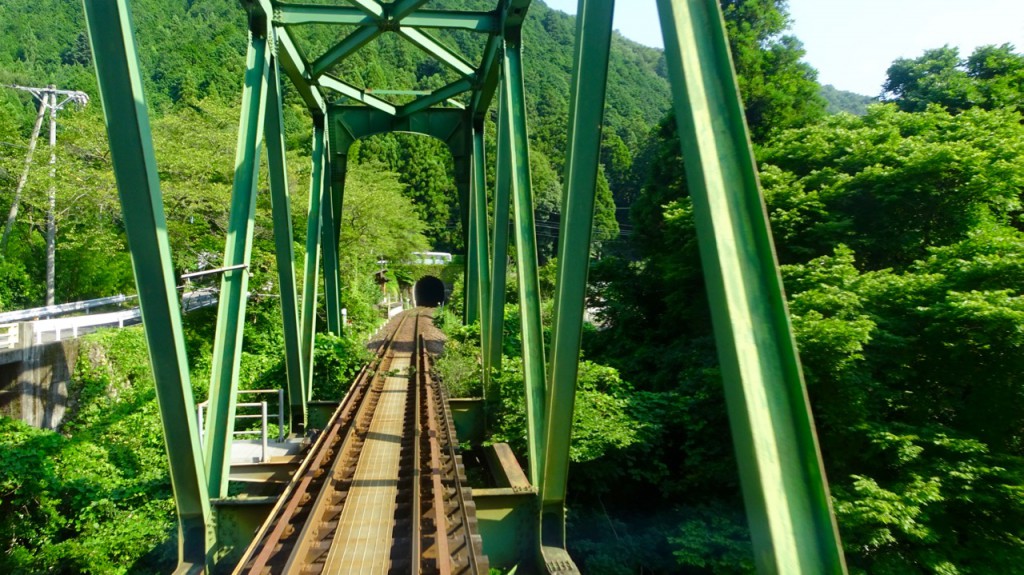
[{"xmin": 584, "ymin": 37, "xmax": 1024, "ymax": 574}]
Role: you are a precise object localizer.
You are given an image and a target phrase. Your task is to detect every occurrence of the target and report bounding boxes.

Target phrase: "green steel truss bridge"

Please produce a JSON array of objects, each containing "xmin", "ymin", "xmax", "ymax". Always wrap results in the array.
[{"xmin": 80, "ymin": 0, "xmax": 849, "ymax": 572}]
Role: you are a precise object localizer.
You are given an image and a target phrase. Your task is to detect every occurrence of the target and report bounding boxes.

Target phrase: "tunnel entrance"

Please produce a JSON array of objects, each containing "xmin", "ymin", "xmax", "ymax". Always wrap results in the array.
[{"xmin": 414, "ymin": 276, "xmax": 446, "ymax": 307}]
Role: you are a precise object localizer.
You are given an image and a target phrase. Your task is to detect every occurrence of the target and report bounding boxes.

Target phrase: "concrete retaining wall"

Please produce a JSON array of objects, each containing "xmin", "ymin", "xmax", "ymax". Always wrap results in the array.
[{"xmin": 0, "ymin": 323, "xmax": 78, "ymax": 429}]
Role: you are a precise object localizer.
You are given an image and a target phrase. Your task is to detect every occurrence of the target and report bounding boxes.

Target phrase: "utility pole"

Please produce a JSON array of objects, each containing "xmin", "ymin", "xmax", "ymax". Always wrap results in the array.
[{"xmin": 4, "ymin": 84, "xmax": 88, "ymax": 306}]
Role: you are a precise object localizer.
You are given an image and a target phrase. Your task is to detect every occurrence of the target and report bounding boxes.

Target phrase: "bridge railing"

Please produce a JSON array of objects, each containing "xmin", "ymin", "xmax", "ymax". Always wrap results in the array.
[
  {"xmin": 0, "ymin": 293, "xmax": 136, "ymax": 323},
  {"xmin": 196, "ymin": 389, "xmax": 286, "ymax": 463},
  {"xmin": 0, "ymin": 323, "xmax": 18, "ymax": 349}
]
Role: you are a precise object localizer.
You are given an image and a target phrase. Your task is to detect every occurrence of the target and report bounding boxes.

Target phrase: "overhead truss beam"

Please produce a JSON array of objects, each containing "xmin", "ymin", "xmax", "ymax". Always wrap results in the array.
[{"xmin": 276, "ymin": 4, "xmax": 498, "ymax": 32}]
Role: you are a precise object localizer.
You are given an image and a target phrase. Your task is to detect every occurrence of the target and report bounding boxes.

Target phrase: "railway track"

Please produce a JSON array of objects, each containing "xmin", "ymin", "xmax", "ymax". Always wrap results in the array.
[{"xmin": 234, "ymin": 310, "xmax": 488, "ymax": 575}]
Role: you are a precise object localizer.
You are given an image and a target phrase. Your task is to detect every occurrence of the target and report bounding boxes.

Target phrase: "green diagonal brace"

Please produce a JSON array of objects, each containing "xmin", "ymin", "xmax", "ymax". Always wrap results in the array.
[
  {"xmin": 399, "ymin": 77, "xmax": 474, "ymax": 118},
  {"xmin": 399, "ymin": 27, "xmax": 477, "ymax": 77},
  {"xmin": 542, "ymin": 0, "xmax": 614, "ymax": 552},
  {"xmin": 655, "ymin": 1, "xmax": 847, "ymax": 573},
  {"xmin": 205, "ymin": 26, "xmax": 269, "ymax": 499},
  {"xmin": 471, "ymin": 121, "xmax": 492, "ymax": 369},
  {"xmin": 389, "ymin": 0, "xmax": 431, "ymax": 20},
  {"xmin": 502, "ymin": 38, "xmax": 547, "ymax": 487},
  {"xmin": 265, "ymin": 53, "xmax": 308, "ymax": 431},
  {"xmin": 319, "ymin": 75, "xmax": 397, "ymax": 115},
  {"xmin": 81, "ymin": 0, "xmax": 212, "ymax": 569},
  {"xmin": 301, "ymin": 120, "xmax": 327, "ymax": 399},
  {"xmin": 311, "ymin": 26, "xmax": 381, "ymax": 79}
]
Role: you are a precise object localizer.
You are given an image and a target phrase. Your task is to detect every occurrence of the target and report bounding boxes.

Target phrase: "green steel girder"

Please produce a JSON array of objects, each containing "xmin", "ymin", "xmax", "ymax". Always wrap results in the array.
[
  {"xmin": 389, "ymin": 0, "xmax": 431, "ymax": 21},
  {"xmin": 347, "ymin": 0, "xmax": 385, "ymax": 18},
  {"xmin": 311, "ymin": 25, "xmax": 381, "ymax": 79},
  {"xmin": 328, "ymin": 106, "xmax": 468, "ymax": 153},
  {"xmin": 81, "ymin": 0, "xmax": 212, "ymax": 568},
  {"xmin": 401, "ymin": 11, "xmax": 499, "ymax": 33},
  {"xmin": 265, "ymin": 53, "xmax": 308, "ymax": 431},
  {"xmin": 470, "ymin": 35, "xmax": 502, "ymax": 120},
  {"xmin": 331, "ymin": 152, "xmax": 348, "ymax": 246},
  {"xmin": 542, "ymin": 0, "xmax": 615, "ymax": 553},
  {"xmin": 398, "ymin": 27, "xmax": 477, "ymax": 78},
  {"xmin": 400, "ymin": 77, "xmax": 474, "ymax": 118},
  {"xmin": 485, "ymin": 90, "xmax": 512, "ymax": 380},
  {"xmin": 273, "ymin": 27, "xmax": 326, "ymax": 114},
  {"xmin": 465, "ymin": 159, "xmax": 480, "ymax": 325},
  {"xmin": 471, "ymin": 121, "xmax": 492, "ymax": 369},
  {"xmin": 274, "ymin": 4, "xmax": 374, "ymax": 26},
  {"xmin": 655, "ymin": 1, "xmax": 847, "ymax": 573},
  {"xmin": 319, "ymin": 75, "xmax": 397, "ymax": 115},
  {"xmin": 276, "ymin": 5, "xmax": 497, "ymax": 32},
  {"xmin": 205, "ymin": 25, "xmax": 270, "ymax": 499},
  {"xmin": 469, "ymin": 0, "xmax": 532, "ymax": 119},
  {"xmin": 501, "ymin": 38, "xmax": 547, "ymax": 488},
  {"xmin": 320, "ymin": 139, "xmax": 343, "ymax": 336},
  {"xmin": 301, "ymin": 120, "xmax": 327, "ymax": 399}
]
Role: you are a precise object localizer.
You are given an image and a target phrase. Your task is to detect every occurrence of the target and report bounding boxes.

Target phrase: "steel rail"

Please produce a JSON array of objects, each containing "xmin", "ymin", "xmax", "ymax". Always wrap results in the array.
[
  {"xmin": 235, "ymin": 315, "xmax": 403, "ymax": 574},
  {"xmin": 283, "ymin": 312, "xmax": 413, "ymax": 573}
]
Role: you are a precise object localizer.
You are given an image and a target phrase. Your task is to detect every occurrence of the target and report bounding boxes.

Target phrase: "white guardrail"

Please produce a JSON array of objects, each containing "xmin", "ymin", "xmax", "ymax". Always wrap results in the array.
[
  {"xmin": 31, "ymin": 309, "xmax": 141, "ymax": 344},
  {"xmin": 0, "ymin": 323, "xmax": 18, "ymax": 349},
  {"xmin": 196, "ymin": 389, "xmax": 286, "ymax": 463}
]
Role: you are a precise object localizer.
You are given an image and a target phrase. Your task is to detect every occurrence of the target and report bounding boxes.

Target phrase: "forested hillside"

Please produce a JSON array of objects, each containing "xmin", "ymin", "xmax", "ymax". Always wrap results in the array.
[{"xmin": 1, "ymin": 0, "xmax": 1024, "ymax": 574}]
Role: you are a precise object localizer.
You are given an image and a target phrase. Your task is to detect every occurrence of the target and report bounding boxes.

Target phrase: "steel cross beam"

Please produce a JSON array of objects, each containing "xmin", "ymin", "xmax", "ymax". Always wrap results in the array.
[
  {"xmin": 656, "ymin": 0, "xmax": 847, "ymax": 573},
  {"xmin": 80, "ymin": 0, "xmax": 212, "ymax": 569}
]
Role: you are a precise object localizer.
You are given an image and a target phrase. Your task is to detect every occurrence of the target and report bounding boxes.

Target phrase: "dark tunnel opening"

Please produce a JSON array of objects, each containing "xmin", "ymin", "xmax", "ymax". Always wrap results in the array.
[{"xmin": 414, "ymin": 276, "xmax": 446, "ymax": 307}]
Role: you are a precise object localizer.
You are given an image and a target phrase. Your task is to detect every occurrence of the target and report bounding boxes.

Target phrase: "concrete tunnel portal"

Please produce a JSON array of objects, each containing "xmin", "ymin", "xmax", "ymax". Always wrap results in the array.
[{"xmin": 414, "ymin": 276, "xmax": 446, "ymax": 307}]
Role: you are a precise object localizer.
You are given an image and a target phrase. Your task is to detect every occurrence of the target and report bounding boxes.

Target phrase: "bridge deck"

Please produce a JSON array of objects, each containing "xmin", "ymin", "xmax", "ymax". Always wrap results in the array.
[{"xmin": 322, "ymin": 355, "xmax": 411, "ymax": 573}]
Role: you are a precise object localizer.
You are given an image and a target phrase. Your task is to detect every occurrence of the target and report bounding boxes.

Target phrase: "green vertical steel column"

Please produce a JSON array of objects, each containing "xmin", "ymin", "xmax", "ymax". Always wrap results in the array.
[
  {"xmin": 452, "ymin": 150, "xmax": 472, "ymax": 320},
  {"xmin": 265, "ymin": 54, "xmax": 307, "ymax": 431},
  {"xmin": 542, "ymin": 0, "xmax": 615, "ymax": 549},
  {"xmin": 331, "ymin": 151, "xmax": 348, "ymax": 247},
  {"xmin": 81, "ymin": 0, "xmax": 212, "ymax": 568},
  {"xmin": 485, "ymin": 90, "xmax": 512, "ymax": 379},
  {"xmin": 502, "ymin": 38, "xmax": 547, "ymax": 487},
  {"xmin": 301, "ymin": 120, "xmax": 326, "ymax": 399},
  {"xmin": 205, "ymin": 24, "xmax": 270, "ymax": 499},
  {"xmin": 465, "ymin": 156, "xmax": 480, "ymax": 324},
  {"xmin": 320, "ymin": 140, "xmax": 342, "ymax": 335},
  {"xmin": 331, "ymin": 150, "xmax": 350, "ymax": 329},
  {"xmin": 655, "ymin": 1, "xmax": 847, "ymax": 573},
  {"xmin": 471, "ymin": 121, "xmax": 492, "ymax": 367}
]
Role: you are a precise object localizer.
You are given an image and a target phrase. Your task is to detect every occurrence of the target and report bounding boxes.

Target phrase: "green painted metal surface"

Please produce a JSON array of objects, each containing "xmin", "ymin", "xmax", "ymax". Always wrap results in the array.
[
  {"xmin": 205, "ymin": 25, "xmax": 270, "ymax": 499},
  {"xmin": 264, "ymin": 54, "xmax": 308, "ymax": 431},
  {"xmin": 502, "ymin": 39, "xmax": 547, "ymax": 488},
  {"xmin": 320, "ymin": 144, "xmax": 343, "ymax": 336},
  {"xmin": 655, "ymin": 1, "xmax": 847, "ymax": 573},
  {"xmin": 542, "ymin": 0, "xmax": 615, "ymax": 552},
  {"xmin": 471, "ymin": 123, "xmax": 492, "ymax": 363},
  {"xmin": 80, "ymin": 0, "xmax": 212, "ymax": 568},
  {"xmin": 464, "ymin": 155, "xmax": 480, "ymax": 325},
  {"xmin": 485, "ymin": 93, "xmax": 512, "ymax": 380},
  {"xmin": 300, "ymin": 120, "xmax": 326, "ymax": 399}
]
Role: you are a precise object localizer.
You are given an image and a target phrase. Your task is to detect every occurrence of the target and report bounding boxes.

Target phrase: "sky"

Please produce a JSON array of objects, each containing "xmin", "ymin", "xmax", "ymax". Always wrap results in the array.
[{"xmin": 540, "ymin": 0, "xmax": 1024, "ymax": 96}]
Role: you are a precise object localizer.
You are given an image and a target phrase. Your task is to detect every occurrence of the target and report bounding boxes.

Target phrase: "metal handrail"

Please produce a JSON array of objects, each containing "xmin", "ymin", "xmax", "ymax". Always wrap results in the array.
[{"xmin": 196, "ymin": 389, "xmax": 286, "ymax": 463}]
